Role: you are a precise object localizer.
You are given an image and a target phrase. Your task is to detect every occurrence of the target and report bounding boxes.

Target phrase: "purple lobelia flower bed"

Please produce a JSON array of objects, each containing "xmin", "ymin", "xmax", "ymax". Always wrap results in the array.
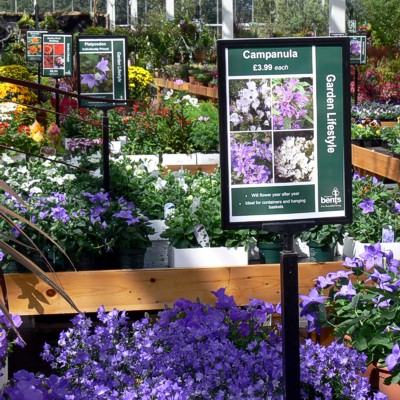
[{"xmin": 2, "ymin": 289, "xmax": 387, "ymax": 399}]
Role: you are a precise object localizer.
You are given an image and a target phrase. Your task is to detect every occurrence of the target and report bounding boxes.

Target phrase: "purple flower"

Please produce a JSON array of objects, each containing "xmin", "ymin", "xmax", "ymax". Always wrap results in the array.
[
  {"xmin": 386, "ymin": 343, "xmax": 400, "ymax": 371},
  {"xmin": 97, "ymin": 57, "xmax": 110, "ymax": 74},
  {"xmin": 358, "ymin": 198, "xmax": 375, "ymax": 213},
  {"xmin": 394, "ymin": 202, "xmax": 400, "ymax": 213},
  {"xmin": 334, "ymin": 281, "xmax": 357, "ymax": 298},
  {"xmin": 81, "ymin": 74, "xmax": 98, "ymax": 89},
  {"xmin": 314, "ymin": 274, "xmax": 334, "ymax": 289},
  {"xmin": 360, "ymin": 243, "xmax": 384, "ymax": 269}
]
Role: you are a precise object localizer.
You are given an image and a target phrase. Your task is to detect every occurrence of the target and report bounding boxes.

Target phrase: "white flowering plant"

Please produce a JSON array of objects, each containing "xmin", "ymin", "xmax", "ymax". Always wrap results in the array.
[
  {"xmin": 274, "ymin": 134, "xmax": 314, "ymax": 182},
  {"xmin": 229, "ymin": 78, "xmax": 272, "ymax": 132}
]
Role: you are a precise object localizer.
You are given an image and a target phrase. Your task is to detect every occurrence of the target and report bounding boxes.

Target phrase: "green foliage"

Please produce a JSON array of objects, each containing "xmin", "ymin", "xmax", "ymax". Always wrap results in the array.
[
  {"xmin": 357, "ymin": 0, "xmax": 400, "ymax": 46},
  {"xmin": 273, "ymin": 0, "xmax": 329, "ymax": 37},
  {"xmin": 184, "ymin": 101, "xmax": 219, "ymax": 153},
  {"xmin": 299, "ymin": 224, "xmax": 344, "ymax": 248}
]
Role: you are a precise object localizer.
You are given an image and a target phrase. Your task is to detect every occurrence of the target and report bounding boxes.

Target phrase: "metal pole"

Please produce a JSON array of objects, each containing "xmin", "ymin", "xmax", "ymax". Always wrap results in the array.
[
  {"xmin": 102, "ymin": 109, "xmax": 110, "ymax": 193},
  {"xmin": 55, "ymin": 78, "xmax": 60, "ymax": 126},
  {"xmin": 280, "ymin": 234, "xmax": 300, "ymax": 399},
  {"xmin": 354, "ymin": 65, "xmax": 358, "ymax": 105}
]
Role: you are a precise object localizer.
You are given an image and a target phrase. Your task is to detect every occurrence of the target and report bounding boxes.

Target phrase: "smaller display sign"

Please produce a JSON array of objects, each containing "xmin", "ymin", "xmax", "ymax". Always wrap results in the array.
[
  {"xmin": 42, "ymin": 34, "xmax": 73, "ymax": 77},
  {"xmin": 26, "ymin": 30, "xmax": 47, "ymax": 63},
  {"xmin": 77, "ymin": 36, "xmax": 128, "ymax": 108},
  {"xmin": 349, "ymin": 36, "xmax": 367, "ymax": 64}
]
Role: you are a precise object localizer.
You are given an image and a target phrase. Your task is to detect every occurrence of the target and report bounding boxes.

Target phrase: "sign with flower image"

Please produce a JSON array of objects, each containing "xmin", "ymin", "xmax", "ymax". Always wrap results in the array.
[
  {"xmin": 217, "ymin": 37, "xmax": 352, "ymax": 229},
  {"xmin": 349, "ymin": 36, "xmax": 367, "ymax": 65},
  {"xmin": 41, "ymin": 34, "xmax": 73, "ymax": 77},
  {"xmin": 26, "ymin": 30, "xmax": 47, "ymax": 63},
  {"xmin": 77, "ymin": 36, "xmax": 128, "ymax": 108}
]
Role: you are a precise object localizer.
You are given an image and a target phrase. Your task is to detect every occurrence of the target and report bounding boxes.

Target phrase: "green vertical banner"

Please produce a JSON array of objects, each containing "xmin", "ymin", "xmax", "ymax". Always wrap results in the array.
[
  {"xmin": 26, "ymin": 30, "xmax": 47, "ymax": 63},
  {"xmin": 42, "ymin": 34, "xmax": 73, "ymax": 77},
  {"xmin": 316, "ymin": 46, "xmax": 345, "ymax": 214},
  {"xmin": 77, "ymin": 36, "xmax": 128, "ymax": 108},
  {"xmin": 217, "ymin": 37, "xmax": 352, "ymax": 229}
]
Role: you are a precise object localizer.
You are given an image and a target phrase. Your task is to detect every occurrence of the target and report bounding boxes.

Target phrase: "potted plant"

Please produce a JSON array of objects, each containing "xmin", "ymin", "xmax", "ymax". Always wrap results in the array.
[
  {"xmin": 16, "ymin": 12, "xmax": 35, "ymax": 32},
  {"xmin": 300, "ymin": 244, "xmax": 400, "ymax": 395},
  {"xmin": 256, "ymin": 230, "xmax": 284, "ymax": 264},
  {"xmin": 82, "ymin": 191, "xmax": 154, "ymax": 269},
  {"xmin": 39, "ymin": 15, "xmax": 59, "ymax": 31},
  {"xmin": 299, "ymin": 224, "xmax": 343, "ymax": 262},
  {"xmin": 344, "ymin": 173, "xmax": 400, "ymax": 259},
  {"xmin": 160, "ymin": 171, "xmax": 255, "ymax": 267}
]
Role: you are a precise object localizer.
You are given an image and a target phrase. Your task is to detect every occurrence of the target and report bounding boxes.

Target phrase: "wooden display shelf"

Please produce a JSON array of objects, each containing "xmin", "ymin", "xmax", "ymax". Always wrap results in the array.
[
  {"xmin": 154, "ymin": 78, "xmax": 218, "ymax": 101},
  {"xmin": 5, "ymin": 261, "xmax": 345, "ymax": 316},
  {"xmin": 352, "ymin": 144, "xmax": 400, "ymax": 185}
]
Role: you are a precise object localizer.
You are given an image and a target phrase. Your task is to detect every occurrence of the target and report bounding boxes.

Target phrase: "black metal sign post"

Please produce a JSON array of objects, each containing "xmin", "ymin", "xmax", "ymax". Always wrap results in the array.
[
  {"xmin": 55, "ymin": 78, "xmax": 60, "ymax": 126},
  {"xmin": 265, "ymin": 222, "xmax": 314, "ymax": 399},
  {"xmin": 281, "ymin": 234, "xmax": 300, "ymax": 399},
  {"xmin": 102, "ymin": 109, "xmax": 110, "ymax": 193}
]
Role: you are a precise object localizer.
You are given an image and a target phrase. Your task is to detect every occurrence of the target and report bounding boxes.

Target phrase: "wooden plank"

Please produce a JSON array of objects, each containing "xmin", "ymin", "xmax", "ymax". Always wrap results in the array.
[
  {"xmin": 5, "ymin": 262, "xmax": 345, "ymax": 315},
  {"xmin": 352, "ymin": 144, "xmax": 400, "ymax": 183}
]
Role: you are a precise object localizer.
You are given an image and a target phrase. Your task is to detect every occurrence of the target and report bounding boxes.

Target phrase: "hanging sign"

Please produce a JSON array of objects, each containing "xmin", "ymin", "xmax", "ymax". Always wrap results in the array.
[
  {"xmin": 41, "ymin": 34, "xmax": 73, "ymax": 77},
  {"xmin": 217, "ymin": 37, "xmax": 352, "ymax": 229},
  {"xmin": 77, "ymin": 36, "xmax": 128, "ymax": 108},
  {"xmin": 26, "ymin": 30, "xmax": 47, "ymax": 63},
  {"xmin": 349, "ymin": 36, "xmax": 367, "ymax": 65}
]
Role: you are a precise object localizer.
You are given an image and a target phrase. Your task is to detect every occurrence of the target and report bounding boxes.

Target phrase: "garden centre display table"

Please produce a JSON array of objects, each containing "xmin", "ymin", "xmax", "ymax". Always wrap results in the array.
[
  {"xmin": 351, "ymin": 144, "xmax": 400, "ymax": 186},
  {"xmin": 154, "ymin": 78, "xmax": 218, "ymax": 102},
  {"xmin": 5, "ymin": 261, "xmax": 345, "ymax": 315}
]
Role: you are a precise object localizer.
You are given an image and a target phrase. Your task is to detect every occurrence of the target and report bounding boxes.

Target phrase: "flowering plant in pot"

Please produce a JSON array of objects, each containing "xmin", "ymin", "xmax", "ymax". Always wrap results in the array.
[
  {"xmin": 256, "ymin": 230, "xmax": 284, "ymax": 264},
  {"xmin": 345, "ymin": 173, "xmax": 400, "ymax": 246},
  {"xmin": 300, "ymin": 244, "xmax": 400, "ymax": 387},
  {"xmin": 299, "ymin": 223, "xmax": 343, "ymax": 261},
  {"xmin": 3, "ymin": 289, "xmax": 385, "ymax": 398}
]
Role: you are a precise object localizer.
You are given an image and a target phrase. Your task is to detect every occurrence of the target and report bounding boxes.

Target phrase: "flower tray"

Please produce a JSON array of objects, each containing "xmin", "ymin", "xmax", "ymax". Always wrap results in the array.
[{"xmin": 168, "ymin": 246, "xmax": 248, "ymax": 268}]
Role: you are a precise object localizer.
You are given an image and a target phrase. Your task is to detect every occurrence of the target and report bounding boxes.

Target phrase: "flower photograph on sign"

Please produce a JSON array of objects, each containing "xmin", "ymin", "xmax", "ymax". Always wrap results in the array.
[
  {"xmin": 230, "ymin": 132, "xmax": 273, "ymax": 184},
  {"xmin": 271, "ymin": 77, "xmax": 314, "ymax": 130},
  {"xmin": 27, "ymin": 36, "xmax": 41, "ymax": 56},
  {"xmin": 43, "ymin": 43, "xmax": 65, "ymax": 69},
  {"xmin": 229, "ymin": 78, "xmax": 272, "ymax": 132},
  {"xmin": 274, "ymin": 132, "xmax": 315, "ymax": 182},
  {"xmin": 350, "ymin": 38, "xmax": 362, "ymax": 60},
  {"xmin": 80, "ymin": 54, "xmax": 112, "ymax": 93}
]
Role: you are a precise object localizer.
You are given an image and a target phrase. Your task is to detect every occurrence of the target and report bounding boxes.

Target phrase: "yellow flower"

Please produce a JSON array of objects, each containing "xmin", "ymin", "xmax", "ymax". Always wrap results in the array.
[
  {"xmin": 30, "ymin": 120, "xmax": 44, "ymax": 137},
  {"xmin": 31, "ymin": 132, "xmax": 44, "ymax": 142},
  {"xmin": 187, "ymin": 195, "xmax": 193, "ymax": 201}
]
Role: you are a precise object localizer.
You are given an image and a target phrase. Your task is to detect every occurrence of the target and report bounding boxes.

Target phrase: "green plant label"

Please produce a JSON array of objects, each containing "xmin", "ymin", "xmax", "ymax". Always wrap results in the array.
[
  {"xmin": 77, "ymin": 36, "xmax": 128, "ymax": 108},
  {"xmin": 218, "ymin": 38, "xmax": 352, "ymax": 229},
  {"xmin": 26, "ymin": 30, "xmax": 47, "ymax": 63},
  {"xmin": 42, "ymin": 34, "xmax": 73, "ymax": 77}
]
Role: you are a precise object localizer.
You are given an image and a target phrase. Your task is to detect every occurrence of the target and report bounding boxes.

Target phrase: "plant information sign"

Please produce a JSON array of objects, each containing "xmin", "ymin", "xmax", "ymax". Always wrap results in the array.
[
  {"xmin": 26, "ymin": 30, "xmax": 47, "ymax": 63},
  {"xmin": 217, "ymin": 37, "xmax": 352, "ymax": 229},
  {"xmin": 349, "ymin": 36, "xmax": 367, "ymax": 65},
  {"xmin": 42, "ymin": 34, "xmax": 73, "ymax": 77},
  {"xmin": 77, "ymin": 36, "xmax": 128, "ymax": 108}
]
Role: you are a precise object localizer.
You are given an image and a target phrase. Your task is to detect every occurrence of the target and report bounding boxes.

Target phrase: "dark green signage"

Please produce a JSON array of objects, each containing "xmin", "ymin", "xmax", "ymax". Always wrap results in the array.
[
  {"xmin": 77, "ymin": 37, "xmax": 128, "ymax": 108},
  {"xmin": 217, "ymin": 38, "xmax": 352, "ymax": 229},
  {"xmin": 26, "ymin": 30, "xmax": 47, "ymax": 63},
  {"xmin": 42, "ymin": 34, "xmax": 73, "ymax": 77}
]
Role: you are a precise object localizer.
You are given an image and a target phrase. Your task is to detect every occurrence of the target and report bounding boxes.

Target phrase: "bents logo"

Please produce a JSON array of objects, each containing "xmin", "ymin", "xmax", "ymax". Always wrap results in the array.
[{"xmin": 321, "ymin": 187, "xmax": 342, "ymax": 205}]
